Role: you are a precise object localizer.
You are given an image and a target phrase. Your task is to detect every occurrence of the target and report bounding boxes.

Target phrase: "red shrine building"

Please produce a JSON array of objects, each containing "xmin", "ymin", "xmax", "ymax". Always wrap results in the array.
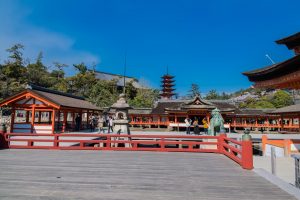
[
  {"xmin": 243, "ymin": 32, "xmax": 300, "ymax": 89},
  {"xmin": 130, "ymin": 32, "xmax": 300, "ymax": 133},
  {"xmin": 0, "ymin": 85, "xmax": 102, "ymax": 134}
]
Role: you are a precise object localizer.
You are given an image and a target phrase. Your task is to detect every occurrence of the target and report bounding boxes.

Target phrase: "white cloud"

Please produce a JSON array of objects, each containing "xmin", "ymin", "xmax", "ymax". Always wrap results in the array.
[{"xmin": 0, "ymin": 1, "xmax": 100, "ymax": 74}]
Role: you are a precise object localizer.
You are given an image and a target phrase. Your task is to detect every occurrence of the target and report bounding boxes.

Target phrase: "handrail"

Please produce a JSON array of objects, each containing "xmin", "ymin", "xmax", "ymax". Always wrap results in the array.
[{"xmin": 5, "ymin": 132, "xmax": 253, "ymax": 170}]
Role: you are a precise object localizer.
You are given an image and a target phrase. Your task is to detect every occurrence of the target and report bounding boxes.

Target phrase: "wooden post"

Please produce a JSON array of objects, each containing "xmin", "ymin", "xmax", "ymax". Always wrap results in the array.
[
  {"xmin": 48, "ymin": 111, "xmax": 51, "ymax": 124},
  {"xmin": 51, "ymin": 109, "xmax": 55, "ymax": 134},
  {"xmin": 62, "ymin": 111, "xmax": 67, "ymax": 132},
  {"xmin": 10, "ymin": 108, "xmax": 15, "ymax": 133},
  {"xmin": 284, "ymin": 139, "xmax": 291, "ymax": 157},
  {"xmin": 280, "ymin": 115, "xmax": 284, "ymax": 130},
  {"xmin": 31, "ymin": 106, "xmax": 35, "ymax": 133},
  {"xmin": 241, "ymin": 133, "xmax": 253, "ymax": 170},
  {"xmin": 218, "ymin": 134, "xmax": 226, "ymax": 154},
  {"xmin": 261, "ymin": 135, "xmax": 267, "ymax": 156},
  {"xmin": 38, "ymin": 111, "xmax": 41, "ymax": 124},
  {"xmin": 26, "ymin": 111, "xmax": 29, "ymax": 123}
]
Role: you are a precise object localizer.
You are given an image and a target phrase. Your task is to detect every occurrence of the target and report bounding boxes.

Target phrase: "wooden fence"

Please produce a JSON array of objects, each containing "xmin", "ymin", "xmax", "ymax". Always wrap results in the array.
[{"xmin": 3, "ymin": 132, "xmax": 253, "ymax": 170}]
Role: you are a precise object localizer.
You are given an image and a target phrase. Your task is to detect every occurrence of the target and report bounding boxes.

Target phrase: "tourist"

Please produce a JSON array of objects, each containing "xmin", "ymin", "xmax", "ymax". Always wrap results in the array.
[
  {"xmin": 98, "ymin": 115, "xmax": 105, "ymax": 133},
  {"xmin": 108, "ymin": 116, "xmax": 114, "ymax": 133},
  {"xmin": 202, "ymin": 118, "xmax": 208, "ymax": 135},
  {"xmin": 75, "ymin": 114, "xmax": 81, "ymax": 131},
  {"xmin": 184, "ymin": 117, "xmax": 191, "ymax": 134},
  {"xmin": 89, "ymin": 115, "xmax": 96, "ymax": 132},
  {"xmin": 193, "ymin": 118, "xmax": 200, "ymax": 135}
]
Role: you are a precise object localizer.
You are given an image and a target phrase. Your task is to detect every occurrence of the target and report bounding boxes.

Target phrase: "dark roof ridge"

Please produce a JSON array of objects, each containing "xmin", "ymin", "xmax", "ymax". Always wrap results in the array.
[
  {"xmin": 92, "ymin": 70, "xmax": 136, "ymax": 80},
  {"xmin": 27, "ymin": 84, "xmax": 85, "ymax": 100},
  {"xmin": 242, "ymin": 55, "xmax": 300, "ymax": 76},
  {"xmin": 276, "ymin": 32, "xmax": 300, "ymax": 45}
]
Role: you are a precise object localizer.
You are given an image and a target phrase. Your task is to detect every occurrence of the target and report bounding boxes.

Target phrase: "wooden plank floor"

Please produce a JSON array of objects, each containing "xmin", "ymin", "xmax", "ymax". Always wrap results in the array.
[{"xmin": 0, "ymin": 150, "xmax": 296, "ymax": 200}]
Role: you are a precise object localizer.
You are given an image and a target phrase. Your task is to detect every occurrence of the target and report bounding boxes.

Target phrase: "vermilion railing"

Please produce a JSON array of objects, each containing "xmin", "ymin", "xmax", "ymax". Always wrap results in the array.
[{"xmin": 4, "ymin": 132, "xmax": 253, "ymax": 170}]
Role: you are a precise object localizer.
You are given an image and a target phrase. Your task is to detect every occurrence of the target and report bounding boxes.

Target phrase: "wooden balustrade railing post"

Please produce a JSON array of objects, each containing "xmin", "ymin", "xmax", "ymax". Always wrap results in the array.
[
  {"xmin": 241, "ymin": 131, "xmax": 253, "ymax": 170},
  {"xmin": 54, "ymin": 135, "xmax": 59, "ymax": 148},
  {"xmin": 218, "ymin": 134, "xmax": 226, "ymax": 153},
  {"xmin": 284, "ymin": 139, "xmax": 291, "ymax": 157},
  {"xmin": 107, "ymin": 135, "xmax": 111, "ymax": 150},
  {"xmin": 161, "ymin": 137, "xmax": 165, "ymax": 151},
  {"xmin": 261, "ymin": 135, "xmax": 267, "ymax": 156}
]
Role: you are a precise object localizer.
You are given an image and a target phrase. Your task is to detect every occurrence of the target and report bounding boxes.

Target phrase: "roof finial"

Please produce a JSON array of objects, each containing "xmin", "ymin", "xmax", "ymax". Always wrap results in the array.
[{"xmin": 166, "ymin": 65, "xmax": 169, "ymax": 75}]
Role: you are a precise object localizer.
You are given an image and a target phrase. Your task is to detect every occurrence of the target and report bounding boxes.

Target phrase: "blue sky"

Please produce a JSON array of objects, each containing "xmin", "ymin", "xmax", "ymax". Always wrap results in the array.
[{"xmin": 0, "ymin": 0, "xmax": 299, "ymax": 96}]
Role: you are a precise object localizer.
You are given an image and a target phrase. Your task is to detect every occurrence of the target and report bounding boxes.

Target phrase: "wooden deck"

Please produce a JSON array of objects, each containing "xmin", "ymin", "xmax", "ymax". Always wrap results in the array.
[{"xmin": 0, "ymin": 150, "xmax": 296, "ymax": 200}]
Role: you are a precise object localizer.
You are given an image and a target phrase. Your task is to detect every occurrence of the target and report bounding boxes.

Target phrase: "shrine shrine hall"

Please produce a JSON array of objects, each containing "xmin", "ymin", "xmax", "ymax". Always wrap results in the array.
[{"xmin": 0, "ymin": 85, "xmax": 102, "ymax": 134}]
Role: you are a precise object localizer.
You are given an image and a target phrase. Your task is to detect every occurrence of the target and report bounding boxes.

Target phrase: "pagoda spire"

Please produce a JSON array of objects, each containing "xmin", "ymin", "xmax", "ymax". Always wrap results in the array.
[{"xmin": 160, "ymin": 69, "xmax": 176, "ymax": 99}]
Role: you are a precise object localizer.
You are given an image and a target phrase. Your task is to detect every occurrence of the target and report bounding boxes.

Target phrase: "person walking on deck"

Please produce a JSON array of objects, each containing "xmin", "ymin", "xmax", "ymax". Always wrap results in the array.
[
  {"xmin": 185, "ymin": 117, "xmax": 191, "ymax": 135},
  {"xmin": 89, "ymin": 115, "xmax": 96, "ymax": 132},
  {"xmin": 202, "ymin": 118, "xmax": 209, "ymax": 135},
  {"xmin": 75, "ymin": 114, "xmax": 81, "ymax": 131},
  {"xmin": 108, "ymin": 116, "xmax": 114, "ymax": 133},
  {"xmin": 193, "ymin": 118, "xmax": 200, "ymax": 135}
]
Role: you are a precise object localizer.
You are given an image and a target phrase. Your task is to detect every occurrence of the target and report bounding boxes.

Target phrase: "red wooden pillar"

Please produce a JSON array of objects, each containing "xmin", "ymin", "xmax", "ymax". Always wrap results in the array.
[
  {"xmin": 48, "ymin": 111, "xmax": 51, "ymax": 124},
  {"xmin": 174, "ymin": 115, "xmax": 177, "ymax": 123},
  {"xmin": 280, "ymin": 115, "xmax": 284, "ymax": 130},
  {"xmin": 218, "ymin": 133, "xmax": 226, "ymax": 154},
  {"xmin": 242, "ymin": 139, "xmax": 253, "ymax": 170},
  {"xmin": 51, "ymin": 109, "xmax": 56, "ymax": 133},
  {"xmin": 10, "ymin": 108, "xmax": 16, "ymax": 133},
  {"xmin": 31, "ymin": 106, "xmax": 35, "ymax": 133},
  {"xmin": 261, "ymin": 135, "xmax": 267, "ymax": 155}
]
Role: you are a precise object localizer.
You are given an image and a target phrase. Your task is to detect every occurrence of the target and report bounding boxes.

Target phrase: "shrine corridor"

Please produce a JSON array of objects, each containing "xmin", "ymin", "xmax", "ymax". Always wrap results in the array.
[{"xmin": 0, "ymin": 150, "xmax": 296, "ymax": 200}]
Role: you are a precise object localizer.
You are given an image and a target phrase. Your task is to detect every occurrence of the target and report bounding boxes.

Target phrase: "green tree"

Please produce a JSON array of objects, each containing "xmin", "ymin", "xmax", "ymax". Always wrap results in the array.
[
  {"xmin": 53, "ymin": 62, "xmax": 67, "ymax": 79},
  {"xmin": 73, "ymin": 62, "xmax": 88, "ymax": 74},
  {"xmin": 88, "ymin": 79, "xmax": 119, "ymax": 107},
  {"xmin": 125, "ymin": 81, "xmax": 137, "ymax": 99},
  {"xmin": 0, "ymin": 44, "xmax": 27, "ymax": 98},
  {"xmin": 129, "ymin": 89, "xmax": 159, "ymax": 108},
  {"xmin": 205, "ymin": 90, "xmax": 218, "ymax": 100},
  {"xmin": 270, "ymin": 90, "xmax": 293, "ymax": 108},
  {"xmin": 188, "ymin": 83, "xmax": 201, "ymax": 98},
  {"xmin": 26, "ymin": 52, "xmax": 51, "ymax": 87}
]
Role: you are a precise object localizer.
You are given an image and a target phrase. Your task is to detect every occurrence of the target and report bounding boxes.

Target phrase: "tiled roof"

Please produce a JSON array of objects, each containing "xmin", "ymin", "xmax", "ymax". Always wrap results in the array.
[
  {"xmin": 243, "ymin": 55, "xmax": 300, "ymax": 83},
  {"xmin": 94, "ymin": 70, "xmax": 143, "ymax": 88},
  {"xmin": 0, "ymin": 84, "xmax": 102, "ymax": 111},
  {"xmin": 31, "ymin": 89, "xmax": 101, "ymax": 110},
  {"xmin": 272, "ymin": 104, "xmax": 300, "ymax": 114}
]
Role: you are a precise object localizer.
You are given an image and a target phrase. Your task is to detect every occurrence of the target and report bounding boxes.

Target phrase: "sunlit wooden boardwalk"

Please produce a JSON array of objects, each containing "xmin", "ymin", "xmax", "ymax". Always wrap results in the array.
[{"xmin": 0, "ymin": 150, "xmax": 296, "ymax": 200}]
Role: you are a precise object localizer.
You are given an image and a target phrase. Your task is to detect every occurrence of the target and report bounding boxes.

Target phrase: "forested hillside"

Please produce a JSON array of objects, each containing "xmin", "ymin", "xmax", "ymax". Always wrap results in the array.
[{"xmin": 0, "ymin": 44, "xmax": 159, "ymax": 108}]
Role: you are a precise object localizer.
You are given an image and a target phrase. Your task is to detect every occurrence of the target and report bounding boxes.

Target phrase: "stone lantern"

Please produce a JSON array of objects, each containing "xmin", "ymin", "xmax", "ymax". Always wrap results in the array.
[{"xmin": 110, "ymin": 93, "xmax": 132, "ymax": 135}]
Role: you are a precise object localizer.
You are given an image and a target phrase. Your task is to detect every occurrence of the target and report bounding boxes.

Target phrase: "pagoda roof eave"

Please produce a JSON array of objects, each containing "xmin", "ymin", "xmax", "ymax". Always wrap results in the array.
[
  {"xmin": 276, "ymin": 32, "xmax": 300, "ymax": 49},
  {"xmin": 242, "ymin": 55, "xmax": 300, "ymax": 82}
]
